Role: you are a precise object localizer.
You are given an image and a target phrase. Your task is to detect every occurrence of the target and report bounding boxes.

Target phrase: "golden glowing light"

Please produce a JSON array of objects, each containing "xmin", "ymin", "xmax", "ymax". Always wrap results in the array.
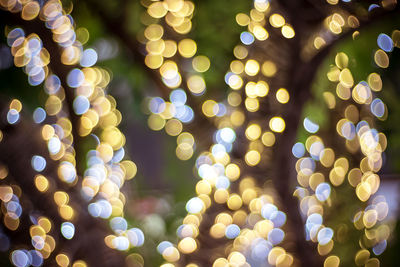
[
  {"xmin": 269, "ymin": 117, "xmax": 285, "ymax": 133},
  {"xmin": 276, "ymin": 88, "xmax": 290, "ymax": 103}
]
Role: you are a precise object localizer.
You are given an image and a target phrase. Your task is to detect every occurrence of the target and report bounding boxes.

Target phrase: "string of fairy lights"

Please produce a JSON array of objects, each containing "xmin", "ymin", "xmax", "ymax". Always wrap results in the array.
[
  {"xmin": 142, "ymin": 0, "xmax": 210, "ymax": 161},
  {"xmin": 293, "ymin": 52, "xmax": 393, "ymax": 266},
  {"xmin": 144, "ymin": 0, "xmax": 296, "ymax": 266},
  {"xmin": 0, "ymin": 0, "xmax": 144, "ymax": 266},
  {"xmin": 294, "ymin": 29, "xmax": 398, "ymax": 266},
  {"xmin": 0, "ymin": 0, "xmax": 399, "ymax": 266}
]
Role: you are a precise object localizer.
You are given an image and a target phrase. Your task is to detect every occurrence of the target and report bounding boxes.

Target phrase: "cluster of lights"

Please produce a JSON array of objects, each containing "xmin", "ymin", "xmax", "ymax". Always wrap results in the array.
[
  {"xmin": 0, "ymin": 167, "xmax": 61, "ymax": 266},
  {"xmin": 293, "ymin": 26, "xmax": 399, "ymax": 266},
  {"xmin": 0, "ymin": 186, "xmax": 22, "ymax": 232},
  {"xmin": 147, "ymin": 90, "xmax": 196, "ymax": 160},
  {"xmin": 197, "ymin": 2, "xmax": 298, "ymax": 265},
  {"xmin": 306, "ymin": 8, "xmax": 360, "ymax": 57},
  {"xmin": 152, "ymin": 1, "xmax": 299, "ymax": 265},
  {"xmin": 226, "ymin": 4, "xmax": 293, "ymax": 115},
  {"xmin": 142, "ymin": 0, "xmax": 209, "ymax": 95},
  {"xmin": 206, "ymin": 193, "xmax": 292, "ymax": 267},
  {"xmin": 309, "ymin": 0, "xmax": 398, "ymax": 60},
  {"xmin": 7, "ymin": 28, "xmax": 49, "ymax": 86},
  {"xmin": 142, "ymin": 0, "xmax": 218, "ymax": 162},
  {"xmin": 1, "ymin": 0, "xmax": 144, "ymax": 265}
]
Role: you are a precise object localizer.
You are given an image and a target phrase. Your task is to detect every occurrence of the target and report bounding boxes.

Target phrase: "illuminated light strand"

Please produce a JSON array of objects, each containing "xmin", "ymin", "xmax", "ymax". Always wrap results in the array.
[
  {"xmin": 155, "ymin": 2, "xmax": 299, "ymax": 265},
  {"xmin": 143, "ymin": 0, "xmax": 224, "ymax": 164},
  {"xmin": 294, "ymin": 28, "xmax": 398, "ymax": 265},
  {"xmin": 200, "ymin": 4, "xmax": 297, "ymax": 265},
  {"xmin": 1, "ymin": 0, "xmax": 143, "ymax": 264}
]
